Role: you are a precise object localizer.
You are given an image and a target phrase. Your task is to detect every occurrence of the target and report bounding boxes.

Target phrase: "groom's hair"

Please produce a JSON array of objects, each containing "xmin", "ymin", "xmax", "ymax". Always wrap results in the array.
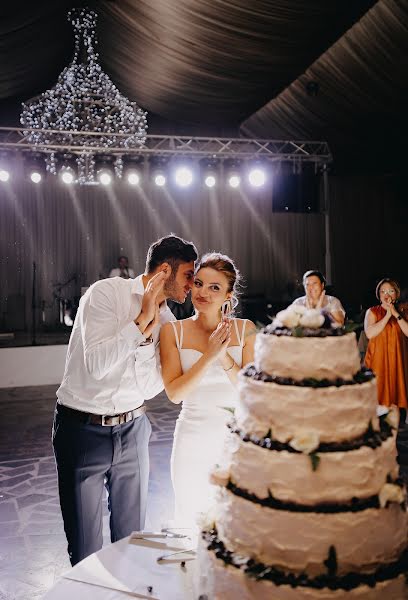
[{"xmin": 145, "ymin": 234, "xmax": 197, "ymax": 274}]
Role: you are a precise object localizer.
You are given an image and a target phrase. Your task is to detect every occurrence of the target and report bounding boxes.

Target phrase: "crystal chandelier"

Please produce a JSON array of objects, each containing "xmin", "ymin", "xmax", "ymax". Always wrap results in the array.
[{"xmin": 20, "ymin": 8, "xmax": 148, "ymax": 184}]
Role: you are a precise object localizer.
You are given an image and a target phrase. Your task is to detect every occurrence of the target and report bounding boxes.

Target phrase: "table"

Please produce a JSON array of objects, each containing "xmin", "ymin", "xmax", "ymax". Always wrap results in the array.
[{"xmin": 43, "ymin": 534, "xmax": 200, "ymax": 599}]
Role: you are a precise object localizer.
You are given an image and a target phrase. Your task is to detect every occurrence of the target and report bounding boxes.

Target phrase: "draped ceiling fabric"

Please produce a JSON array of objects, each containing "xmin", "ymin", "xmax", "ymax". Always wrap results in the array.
[
  {"xmin": 241, "ymin": 0, "xmax": 408, "ymax": 170},
  {"xmin": 0, "ymin": 1, "xmax": 375, "ymax": 131}
]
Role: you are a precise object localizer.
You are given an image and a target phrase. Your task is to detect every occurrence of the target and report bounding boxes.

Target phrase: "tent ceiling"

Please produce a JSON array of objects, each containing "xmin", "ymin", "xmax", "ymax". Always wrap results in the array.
[{"xmin": 0, "ymin": 0, "xmax": 405, "ymax": 170}]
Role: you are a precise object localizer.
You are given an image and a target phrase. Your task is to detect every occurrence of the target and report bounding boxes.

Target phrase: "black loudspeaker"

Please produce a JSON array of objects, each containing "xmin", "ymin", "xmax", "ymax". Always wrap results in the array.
[{"xmin": 272, "ymin": 164, "xmax": 320, "ymax": 213}]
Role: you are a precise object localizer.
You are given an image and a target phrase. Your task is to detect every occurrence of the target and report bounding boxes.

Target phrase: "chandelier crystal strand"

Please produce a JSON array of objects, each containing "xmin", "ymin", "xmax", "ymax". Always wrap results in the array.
[{"xmin": 20, "ymin": 8, "xmax": 148, "ymax": 184}]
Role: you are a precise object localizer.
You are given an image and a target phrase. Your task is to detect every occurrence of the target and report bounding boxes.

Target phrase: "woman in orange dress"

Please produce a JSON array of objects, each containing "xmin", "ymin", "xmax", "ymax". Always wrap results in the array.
[{"xmin": 364, "ymin": 278, "xmax": 408, "ymax": 425}]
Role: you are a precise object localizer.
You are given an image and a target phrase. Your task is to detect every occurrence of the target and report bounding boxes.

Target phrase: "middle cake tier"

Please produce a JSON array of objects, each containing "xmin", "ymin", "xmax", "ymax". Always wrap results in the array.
[
  {"xmin": 214, "ymin": 427, "xmax": 398, "ymax": 505},
  {"xmin": 236, "ymin": 367, "xmax": 378, "ymax": 443}
]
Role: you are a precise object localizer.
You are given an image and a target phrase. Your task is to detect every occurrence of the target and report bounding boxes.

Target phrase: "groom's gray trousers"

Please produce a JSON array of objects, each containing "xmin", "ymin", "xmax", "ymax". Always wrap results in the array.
[{"xmin": 52, "ymin": 402, "xmax": 151, "ymax": 566}]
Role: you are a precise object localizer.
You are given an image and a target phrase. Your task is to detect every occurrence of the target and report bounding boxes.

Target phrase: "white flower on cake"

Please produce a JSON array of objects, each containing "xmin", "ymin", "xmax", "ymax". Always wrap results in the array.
[
  {"xmin": 275, "ymin": 306, "xmax": 325, "ymax": 329},
  {"xmin": 299, "ymin": 309, "xmax": 325, "ymax": 329},
  {"xmin": 385, "ymin": 406, "xmax": 399, "ymax": 430},
  {"xmin": 289, "ymin": 430, "xmax": 320, "ymax": 454},
  {"xmin": 209, "ymin": 466, "xmax": 230, "ymax": 487},
  {"xmin": 276, "ymin": 309, "xmax": 300, "ymax": 328},
  {"xmin": 379, "ymin": 483, "xmax": 405, "ymax": 508},
  {"xmin": 291, "ymin": 304, "xmax": 307, "ymax": 316}
]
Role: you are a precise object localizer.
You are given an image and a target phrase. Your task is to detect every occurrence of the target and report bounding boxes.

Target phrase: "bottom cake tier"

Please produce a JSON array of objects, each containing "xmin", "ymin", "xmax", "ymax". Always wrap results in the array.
[{"xmin": 198, "ymin": 530, "xmax": 408, "ymax": 600}]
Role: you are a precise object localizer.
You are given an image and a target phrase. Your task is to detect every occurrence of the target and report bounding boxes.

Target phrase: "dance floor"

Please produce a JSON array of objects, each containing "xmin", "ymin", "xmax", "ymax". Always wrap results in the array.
[
  {"xmin": 0, "ymin": 386, "xmax": 180, "ymax": 600},
  {"xmin": 1, "ymin": 386, "xmax": 408, "ymax": 600}
]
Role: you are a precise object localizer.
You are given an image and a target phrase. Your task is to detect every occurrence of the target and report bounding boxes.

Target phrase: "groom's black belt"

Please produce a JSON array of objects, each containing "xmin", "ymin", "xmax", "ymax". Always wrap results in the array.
[{"xmin": 57, "ymin": 402, "xmax": 146, "ymax": 426}]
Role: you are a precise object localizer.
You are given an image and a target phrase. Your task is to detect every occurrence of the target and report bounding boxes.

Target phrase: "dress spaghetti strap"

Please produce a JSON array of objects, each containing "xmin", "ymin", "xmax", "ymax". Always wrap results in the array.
[
  {"xmin": 240, "ymin": 319, "xmax": 247, "ymax": 347},
  {"xmin": 179, "ymin": 320, "xmax": 184, "ymax": 348},
  {"xmin": 170, "ymin": 321, "xmax": 181, "ymax": 351},
  {"xmin": 233, "ymin": 319, "xmax": 241, "ymax": 345},
  {"xmin": 233, "ymin": 318, "xmax": 247, "ymax": 347}
]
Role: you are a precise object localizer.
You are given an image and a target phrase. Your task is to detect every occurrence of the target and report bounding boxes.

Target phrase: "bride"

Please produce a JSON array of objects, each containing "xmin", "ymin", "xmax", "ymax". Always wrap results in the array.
[{"xmin": 160, "ymin": 253, "xmax": 256, "ymax": 533}]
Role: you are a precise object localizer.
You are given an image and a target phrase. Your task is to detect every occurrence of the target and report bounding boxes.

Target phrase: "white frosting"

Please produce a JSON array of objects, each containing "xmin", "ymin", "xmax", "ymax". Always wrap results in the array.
[
  {"xmin": 216, "ymin": 432, "xmax": 398, "ymax": 505},
  {"xmin": 214, "ymin": 488, "xmax": 408, "ymax": 575},
  {"xmin": 200, "ymin": 547, "xmax": 408, "ymax": 600},
  {"xmin": 199, "ymin": 328, "xmax": 407, "ymax": 598},
  {"xmin": 236, "ymin": 375, "xmax": 378, "ymax": 443},
  {"xmin": 254, "ymin": 332, "xmax": 361, "ymax": 380}
]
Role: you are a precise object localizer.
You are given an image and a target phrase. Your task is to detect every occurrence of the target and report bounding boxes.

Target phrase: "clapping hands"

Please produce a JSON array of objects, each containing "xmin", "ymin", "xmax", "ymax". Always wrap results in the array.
[
  {"xmin": 205, "ymin": 321, "xmax": 231, "ymax": 363},
  {"xmin": 382, "ymin": 296, "xmax": 399, "ymax": 320}
]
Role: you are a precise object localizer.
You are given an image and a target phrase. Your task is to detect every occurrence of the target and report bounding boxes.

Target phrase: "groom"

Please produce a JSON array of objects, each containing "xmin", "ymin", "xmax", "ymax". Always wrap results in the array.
[{"xmin": 53, "ymin": 234, "xmax": 197, "ymax": 565}]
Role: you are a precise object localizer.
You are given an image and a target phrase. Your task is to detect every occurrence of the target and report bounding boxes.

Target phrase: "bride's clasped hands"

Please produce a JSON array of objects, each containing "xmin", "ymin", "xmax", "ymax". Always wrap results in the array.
[{"xmin": 204, "ymin": 320, "xmax": 232, "ymax": 368}]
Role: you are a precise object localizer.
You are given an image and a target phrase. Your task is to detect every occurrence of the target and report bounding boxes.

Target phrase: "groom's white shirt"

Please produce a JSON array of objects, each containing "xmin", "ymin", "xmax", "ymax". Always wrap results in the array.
[{"xmin": 57, "ymin": 274, "xmax": 175, "ymax": 414}]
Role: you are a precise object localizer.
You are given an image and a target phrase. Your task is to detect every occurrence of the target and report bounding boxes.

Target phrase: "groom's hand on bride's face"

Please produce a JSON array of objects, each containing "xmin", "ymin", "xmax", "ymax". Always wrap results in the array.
[{"xmin": 135, "ymin": 272, "xmax": 167, "ymax": 332}]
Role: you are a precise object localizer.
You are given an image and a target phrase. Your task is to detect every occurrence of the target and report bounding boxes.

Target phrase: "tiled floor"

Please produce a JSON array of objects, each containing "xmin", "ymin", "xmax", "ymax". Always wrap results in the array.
[
  {"xmin": 0, "ymin": 386, "xmax": 180, "ymax": 600},
  {"xmin": 2, "ymin": 387, "xmax": 408, "ymax": 600}
]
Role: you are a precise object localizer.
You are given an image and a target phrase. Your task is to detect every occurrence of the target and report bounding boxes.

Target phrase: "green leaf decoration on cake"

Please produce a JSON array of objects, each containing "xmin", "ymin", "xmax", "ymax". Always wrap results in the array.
[
  {"xmin": 343, "ymin": 320, "xmax": 362, "ymax": 334},
  {"xmin": 256, "ymin": 319, "xmax": 269, "ymax": 329},
  {"xmin": 220, "ymin": 406, "xmax": 235, "ymax": 415},
  {"xmin": 323, "ymin": 545, "xmax": 338, "ymax": 577},
  {"xmin": 292, "ymin": 326, "xmax": 305, "ymax": 337},
  {"xmin": 310, "ymin": 453, "xmax": 321, "ymax": 471}
]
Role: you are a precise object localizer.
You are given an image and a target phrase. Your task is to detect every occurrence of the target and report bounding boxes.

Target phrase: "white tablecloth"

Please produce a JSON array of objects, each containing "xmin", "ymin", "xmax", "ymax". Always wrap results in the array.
[{"xmin": 43, "ymin": 535, "xmax": 198, "ymax": 600}]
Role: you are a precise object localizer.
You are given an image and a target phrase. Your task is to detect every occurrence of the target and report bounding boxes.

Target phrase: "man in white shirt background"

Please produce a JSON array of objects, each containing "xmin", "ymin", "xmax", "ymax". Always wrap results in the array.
[
  {"xmin": 109, "ymin": 255, "xmax": 135, "ymax": 279},
  {"xmin": 290, "ymin": 269, "xmax": 345, "ymax": 326},
  {"xmin": 53, "ymin": 235, "xmax": 197, "ymax": 565}
]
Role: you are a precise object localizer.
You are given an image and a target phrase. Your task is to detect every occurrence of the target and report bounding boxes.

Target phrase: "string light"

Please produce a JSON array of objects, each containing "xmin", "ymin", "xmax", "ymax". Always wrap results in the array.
[{"xmin": 20, "ymin": 9, "xmax": 148, "ymax": 185}]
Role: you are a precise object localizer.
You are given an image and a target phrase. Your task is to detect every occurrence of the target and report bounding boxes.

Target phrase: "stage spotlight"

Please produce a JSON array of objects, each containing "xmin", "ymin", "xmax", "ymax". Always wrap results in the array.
[
  {"xmin": 200, "ymin": 158, "xmax": 218, "ymax": 189},
  {"xmin": 95, "ymin": 156, "xmax": 114, "ymax": 186},
  {"xmin": 204, "ymin": 174, "xmax": 216, "ymax": 188},
  {"xmin": 224, "ymin": 159, "xmax": 241, "ymax": 189},
  {"xmin": 0, "ymin": 169, "xmax": 10, "ymax": 182},
  {"xmin": 57, "ymin": 154, "xmax": 77, "ymax": 185},
  {"xmin": 127, "ymin": 171, "xmax": 140, "ymax": 185},
  {"xmin": 30, "ymin": 171, "xmax": 42, "ymax": 184},
  {"xmin": 98, "ymin": 170, "xmax": 112, "ymax": 186},
  {"xmin": 123, "ymin": 156, "xmax": 143, "ymax": 186},
  {"xmin": 61, "ymin": 170, "xmax": 74, "ymax": 184},
  {"xmin": 248, "ymin": 168, "xmax": 266, "ymax": 187},
  {"xmin": 228, "ymin": 174, "xmax": 241, "ymax": 188},
  {"xmin": 154, "ymin": 172, "xmax": 166, "ymax": 187},
  {"xmin": 26, "ymin": 154, "xmax": 45, "ymax": 184},
  {"xmin": 149, "ymin": 156, "xmax": 168, "ymax": 187},
  {"xmin": 175, "ymin": 166, "xmax": 193, "ymax": 187},
  {"xmin": 60, "ymin": 167, "xmax": 76, "ymax": 185}
]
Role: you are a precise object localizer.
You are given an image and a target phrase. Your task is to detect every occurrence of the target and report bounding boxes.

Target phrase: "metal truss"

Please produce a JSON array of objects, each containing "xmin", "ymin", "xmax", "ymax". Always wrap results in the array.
[{"xmin": 0, "ymin": 127, "xmax": 332, "ymax": 164}]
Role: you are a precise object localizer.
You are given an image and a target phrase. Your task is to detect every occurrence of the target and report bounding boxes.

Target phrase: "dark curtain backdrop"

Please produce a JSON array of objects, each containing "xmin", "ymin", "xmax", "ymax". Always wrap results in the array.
[
  {"xmin": 329, "ymin": 175, "xmax": 407, "ymax": 310},
  {"xmin": 0, "ymin": 179, "xmax": 324, "ymax": 331},
  {"xmin": 0, "ymin": 174, "xmax": 405, "ymax": 331}
]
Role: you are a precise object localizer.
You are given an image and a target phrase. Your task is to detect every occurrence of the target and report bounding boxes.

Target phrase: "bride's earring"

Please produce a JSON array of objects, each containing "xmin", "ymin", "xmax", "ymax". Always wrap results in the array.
[{"xmin": 221, "ymin": 300, "xmax": 232, "ymax": 320}]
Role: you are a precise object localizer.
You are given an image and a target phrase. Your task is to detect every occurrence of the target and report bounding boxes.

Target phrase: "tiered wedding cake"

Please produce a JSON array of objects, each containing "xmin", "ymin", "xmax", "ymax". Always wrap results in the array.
[{"xmin": 200, "ymin": 306, "xmax": 408, "ymax": 599}]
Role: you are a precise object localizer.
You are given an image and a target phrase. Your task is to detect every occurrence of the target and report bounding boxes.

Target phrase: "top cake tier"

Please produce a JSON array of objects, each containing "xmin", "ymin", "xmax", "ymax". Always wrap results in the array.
[{"xmin": 255, "ymin": 329, "xmax": 361, "ymax": 380}]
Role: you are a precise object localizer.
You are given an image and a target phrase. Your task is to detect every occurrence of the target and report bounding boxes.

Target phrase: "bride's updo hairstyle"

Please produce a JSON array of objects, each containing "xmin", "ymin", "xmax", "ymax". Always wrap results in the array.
[{"xmin": 195, "ymin": 252, "xmax": 241, "ymax": 311}]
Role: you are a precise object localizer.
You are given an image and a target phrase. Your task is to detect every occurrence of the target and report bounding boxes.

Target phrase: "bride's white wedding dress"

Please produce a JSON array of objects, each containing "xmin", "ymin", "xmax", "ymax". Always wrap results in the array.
[{"xmin": 169, "ymin": 319, "xmax": 247, "ymax": 532}]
